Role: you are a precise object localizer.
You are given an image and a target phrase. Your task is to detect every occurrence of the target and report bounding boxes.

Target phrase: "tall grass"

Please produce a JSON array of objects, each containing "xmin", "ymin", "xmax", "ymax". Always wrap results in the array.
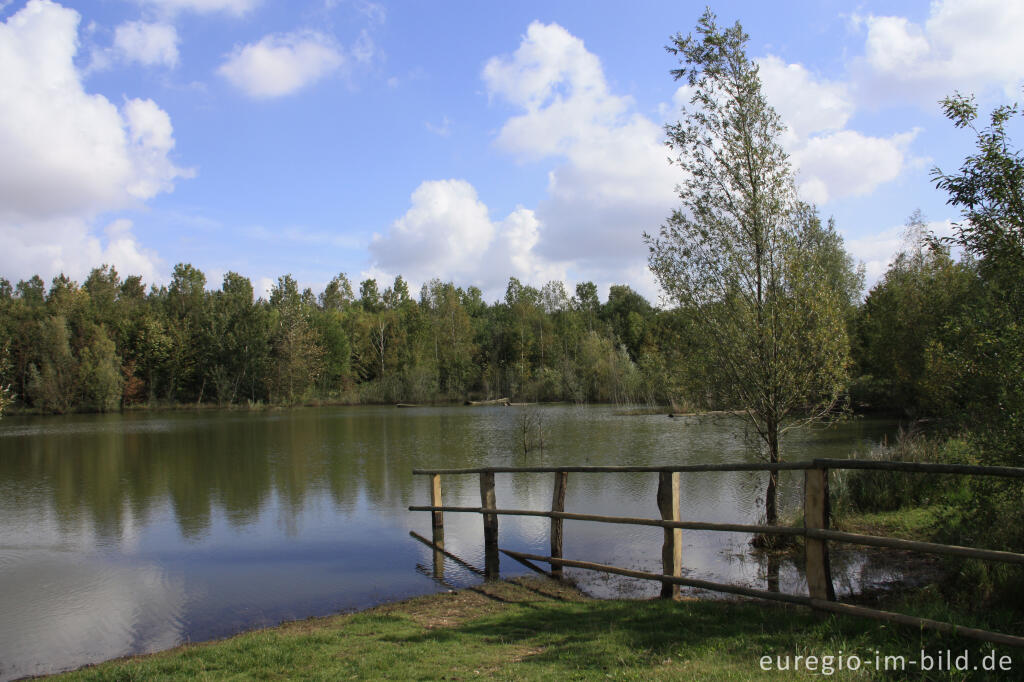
[{"xmin": 831, "ymin": 424, "xmax": 972, "ymax": 515}]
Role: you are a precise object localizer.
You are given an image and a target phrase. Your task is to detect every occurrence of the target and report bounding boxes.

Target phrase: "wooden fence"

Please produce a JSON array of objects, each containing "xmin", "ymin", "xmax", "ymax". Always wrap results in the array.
[{"xmin": 409, "ymin": 459, "xmax": 1024, "ymax": 647}]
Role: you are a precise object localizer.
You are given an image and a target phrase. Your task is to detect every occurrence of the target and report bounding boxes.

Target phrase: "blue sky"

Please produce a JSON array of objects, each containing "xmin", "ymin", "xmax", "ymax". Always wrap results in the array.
[{"xmin": 1, "ymin": 0, "xmax": 1022, "ymax": 302}]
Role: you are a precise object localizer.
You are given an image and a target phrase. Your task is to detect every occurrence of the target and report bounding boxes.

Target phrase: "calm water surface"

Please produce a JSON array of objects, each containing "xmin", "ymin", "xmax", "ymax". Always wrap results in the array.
[{"xmin": 0, "ymin": 405, "xmax": 896, "ymax": 679}]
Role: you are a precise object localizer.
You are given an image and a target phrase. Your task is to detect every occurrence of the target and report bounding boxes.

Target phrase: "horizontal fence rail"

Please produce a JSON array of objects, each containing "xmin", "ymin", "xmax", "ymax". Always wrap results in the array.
[
  {"xmin": 409, "ymin": 459, "xmax": 1024, "ymax": 647},
  {"xmin": 406, "ymin": 505, "xmax": 1024, "ymax": 565},
  {"xmin": 815, "ymin": 458, "xmax": 1024, "ymax": 478},
  {"xmin": 412, "ymin": 462, "xmax": 811, "ymax": 475},
  {"xmin": 407, "ymin": 506, "xmax": 807, "ymax": 537}
]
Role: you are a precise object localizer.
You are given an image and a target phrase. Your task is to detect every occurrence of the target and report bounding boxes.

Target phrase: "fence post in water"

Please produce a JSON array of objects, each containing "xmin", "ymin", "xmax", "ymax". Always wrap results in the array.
[
  {"xmin": 480, "ymin": 471, "xmax": 499, "ymax": 579},
  {"xmin": 550, "ymin": 471, "xmax": 568, "ymax": 578},
  {"xmin": 657, "ymin": 471, "xmax": 682, "ymax": 598},
  {"xmin": 804, "ymin": 466, "xmax": 835, "ymax": 601},
  {"xmin": 430, "ymin": 473, "xmax": 444, "ymax": 578}
]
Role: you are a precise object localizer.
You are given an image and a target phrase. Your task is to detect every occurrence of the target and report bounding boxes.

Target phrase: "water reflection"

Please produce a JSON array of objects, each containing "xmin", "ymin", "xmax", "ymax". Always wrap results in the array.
[
  {"xmin": 0, "ymin": 407, "xmax": 896, "ymax": 679},
  {"xmin": 0, "ymin": 551, "xmax": 184, "ymax": 681}
]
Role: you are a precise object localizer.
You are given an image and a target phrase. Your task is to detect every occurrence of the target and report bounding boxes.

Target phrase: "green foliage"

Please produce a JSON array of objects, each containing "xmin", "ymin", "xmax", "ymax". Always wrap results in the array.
[
  {"xmin": 318, "ymin": 272, "xmax": 354, "ymax": 311},
  {"xmin": 358, "ymin": 278, "xmax": 381, "ymax": 312},
  {"xmin": 0, "ymin": 341, "xmax": 13, "ymax": 417},
  {"xmin": 27, "ymin": 316, "xmax": 78, "ymax": 413},
  {"xmin": 421, "ymin": 279, "xmax": 478, "ymax": 397},
  {"xmin": 932, "ymin": 93, "xmax": 1024, "ymax": 292},
  {"xmin": 852, "ymin": 211, "xmax": 974, "ymax": 414},
  {"xmin": 269, "ymin": 275, "xmax": 324, "ymax": 403},
  {"xmin": 926, "ymin": 93, "xmax": 1024, "ymax": 467},
  {"xmin": 942, "ymin": 475, "xmax": 1024, "ymax": 606},
  {"xmin": 0, "ymin": 263, "xmax": 667, "ymax": 410},
  {"xmin": 832, "ymin": 426, "xmax": 972, "ymax": 515},
  {"xmin": 83, "ymin": 264, "xmax": 121, "ymax": 327},
  {"xmin": 77, "ymin": 324, "xmax": 124, "ymax": 412},
  {"xmin": 601, "ymin": 284, "xmax": 653, "ymax": 361},
  {"xmin": 0, "ymin": 225, "xmax": 850, "ymax": 416},
  {"xmin": 15, "ymin": 275, "xmax": 44, "ymax": 305},
  {"xmin": 311, "ymin": 309, "xmax": 351, "ymax": 396}
]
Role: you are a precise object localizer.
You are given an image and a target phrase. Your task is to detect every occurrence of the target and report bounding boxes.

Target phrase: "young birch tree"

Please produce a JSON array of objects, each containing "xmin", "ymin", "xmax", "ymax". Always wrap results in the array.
[{"xmin": 645, "ymin": 11, "xmax": 851, "ymax": 531}]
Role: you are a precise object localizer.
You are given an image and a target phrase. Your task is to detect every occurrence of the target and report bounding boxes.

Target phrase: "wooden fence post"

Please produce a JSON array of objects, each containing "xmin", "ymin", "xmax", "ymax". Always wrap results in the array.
[
  {"xmin": 550, "ymin": 471, "xmax": 568, "ymax": 578},
  {"xmin": 657, "ymin": 471, "xmax": 682, "ymax": 598},
  {"xmin": 804, "ymin": 466, "xmax": 835, "ymax": 602},
  {"xmin": 430, "ymin": 473, "xmax": 444, "ymax": 578},
  {"xmin": 480, "ymin": 471, "xmax": 499, "ymax": 579}
]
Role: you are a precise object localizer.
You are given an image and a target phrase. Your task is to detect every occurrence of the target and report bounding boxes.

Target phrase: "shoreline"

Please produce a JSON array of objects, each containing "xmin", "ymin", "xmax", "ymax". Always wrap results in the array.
[
  {"xmin": 1, "ymin": 398, "xmax": 590, "ymax": 419},
  {"xmin": 42, "ymin": 577, "xmax": 585, "ymax": 680},
  {"xmin": 43, "ymin": 571, "xmax": 1015, "ymax": 681},
  {"xmin": 3, "ymin": 401, "xmax": 908, "ymax": 421},
  {"xmin": 31, "ymin": 505, "xmax": 1007, "ymax": 680}
]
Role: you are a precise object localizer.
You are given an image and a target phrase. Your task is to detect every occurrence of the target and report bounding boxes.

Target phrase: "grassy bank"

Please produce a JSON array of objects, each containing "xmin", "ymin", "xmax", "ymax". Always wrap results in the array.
[
  {"xmin": 834, "ymin": 504, "xmax": 947, "ymax": 540},
  {"xmin": 52, "ymin": 576, "xmax": 1022, "ymax": 681}
]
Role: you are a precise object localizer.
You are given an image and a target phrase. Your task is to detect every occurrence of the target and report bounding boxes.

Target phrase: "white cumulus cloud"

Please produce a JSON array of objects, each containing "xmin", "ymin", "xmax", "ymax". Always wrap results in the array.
[
  {"xmin": 856, "ymin": 0, "xmax": 1024, "ymax": 102},
  {"xmin": 0, "ymin": 1, "xmax": 190, "ymax": 219},
  {"xmin": 368, "ymin": 180, "xmax": 565, "ymax": 296},
  {"xmin": 373, "ymin": 179, "xmax": 494, "ymax": 276},
  {"xmin": 791, "ymin": 129, "xmax": 919, "ymax": 205},
  {"xmin": 483, "ymin": 22, "xmax": 677, "ymax": 287},
  {"xmin": 756, "ymin": 56, "xmax": 852, "ymax": 138},
  {"xmin": 218, "ymin": 31, "xmax": 345, "ymax": 98},
  {"xmin": 753, "ymin": 56, "xmax": 919, "ymax": 204},
  {"xmin": 0, "ymin": 0, "xmax": 188, "ymax": 283},
  {"xmin": 113, "ymin": 20, "xmax": 179, "ymax": 67},
  {"xmin": 483, "ymin": 21, "xmax": 632, "ymax": 160}
]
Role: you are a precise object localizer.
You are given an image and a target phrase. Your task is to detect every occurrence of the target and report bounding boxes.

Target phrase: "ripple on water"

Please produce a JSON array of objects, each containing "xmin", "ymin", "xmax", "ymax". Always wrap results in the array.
[
  {"xmin": 0, "ymin": 550, "xmax": 185, "ymax": 681},
  {"xmin": 0, "ymin": 419, "xmax": 175, "ymax": 439}
]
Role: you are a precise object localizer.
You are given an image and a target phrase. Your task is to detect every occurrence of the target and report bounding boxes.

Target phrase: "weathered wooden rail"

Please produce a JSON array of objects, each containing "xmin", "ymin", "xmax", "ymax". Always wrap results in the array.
[{"xmin": 409, "ymin": 459, "xmax": 1024, "ymax": 647}]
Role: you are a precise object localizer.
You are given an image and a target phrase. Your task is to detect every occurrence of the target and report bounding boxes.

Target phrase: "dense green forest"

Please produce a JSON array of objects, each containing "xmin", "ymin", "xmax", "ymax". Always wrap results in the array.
[{"xmin": 0, "ymin": 265, "xmax": 709, "ymax": 412}]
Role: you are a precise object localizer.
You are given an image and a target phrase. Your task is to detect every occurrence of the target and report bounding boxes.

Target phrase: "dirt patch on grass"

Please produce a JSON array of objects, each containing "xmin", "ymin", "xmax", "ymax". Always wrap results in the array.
[
  {"xmin": 508, "ymin": 646, "xmax": 547, "ymax": 662},
  {"xmin": 372, "ymin": 577, "xmax": 589, "ymax": 630}
]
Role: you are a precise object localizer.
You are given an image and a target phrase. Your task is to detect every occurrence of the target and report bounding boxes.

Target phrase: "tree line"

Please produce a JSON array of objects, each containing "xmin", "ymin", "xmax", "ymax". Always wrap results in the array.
[{"xmin": 0, "ymin": 266, "xmax": 709, "ymax": 413}]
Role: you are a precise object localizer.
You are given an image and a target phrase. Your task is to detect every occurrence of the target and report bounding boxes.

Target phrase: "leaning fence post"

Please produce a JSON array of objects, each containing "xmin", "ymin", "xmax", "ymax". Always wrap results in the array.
[
  {"xmin": 480, "ymin": 471, "xmax": 499, "ymax": 579},
  {"xmin": 430, "ymin": 473, "xmax": 444, "ymax": 578},
  {"xmin": 657, "ymin": 471, "xmax": 682, "ymax": 598},
  {"xmin": 550, "ymin": 471, "xmax": 568, "ymax": 578},
  {"xmin": 804, "ymin": 465, "xmax": 835, "ymax": 602}
]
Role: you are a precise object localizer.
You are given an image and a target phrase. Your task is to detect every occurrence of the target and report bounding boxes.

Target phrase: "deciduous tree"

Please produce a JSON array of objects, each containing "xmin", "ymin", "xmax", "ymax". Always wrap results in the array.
[{"xmin": 646, "ymin": 11, "xmax": 852, "ymax": 529}]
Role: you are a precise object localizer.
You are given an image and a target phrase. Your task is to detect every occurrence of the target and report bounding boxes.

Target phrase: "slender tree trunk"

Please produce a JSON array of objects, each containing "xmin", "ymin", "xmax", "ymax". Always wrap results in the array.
[
  {"xmin": 231, "ymin": 369, "xmax": 242, "ymax": 404},
  {"xmin": 765, "ymin": 415, "xmax": 779, "ymax": 528},
  {"xmin": 765, "ymin": 469, "xmax": 778, "ymax": 527}
]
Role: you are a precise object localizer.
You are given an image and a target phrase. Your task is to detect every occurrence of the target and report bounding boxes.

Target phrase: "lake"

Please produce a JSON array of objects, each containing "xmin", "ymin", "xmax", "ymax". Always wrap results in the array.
[{"xmin": 0, "ymin": 405, "xmax": 896, "ymax": 679}]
